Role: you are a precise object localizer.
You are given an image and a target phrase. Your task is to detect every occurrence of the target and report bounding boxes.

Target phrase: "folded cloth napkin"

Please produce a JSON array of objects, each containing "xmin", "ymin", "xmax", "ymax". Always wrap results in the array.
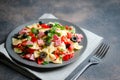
[{"xmin": 0, "ymin": 14, "xmax": 103, "ymax": 80}]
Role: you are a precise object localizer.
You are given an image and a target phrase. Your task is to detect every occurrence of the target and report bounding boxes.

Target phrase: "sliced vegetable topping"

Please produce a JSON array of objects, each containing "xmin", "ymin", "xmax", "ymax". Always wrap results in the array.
[
  {"xmin": 13, "ymin": 33, "xmax": 20, "ymax": 39},
  {"xmin": 22, "ymin": 33, "xmax": 28, "ymax": 39},
  {"xmin": 39, "ymin": 52, "xmax": 47, "ymax": 58},
  {"xmin": 70, "ymin": 36, "xmax": 78, "ymax": 42},
  {"xmin": 44, "ymin": 30, "xmax": 50, "ymax": 35},
  {"xmin": 39, "ymin": 21, "xmax": 43, "ymax": 25}
]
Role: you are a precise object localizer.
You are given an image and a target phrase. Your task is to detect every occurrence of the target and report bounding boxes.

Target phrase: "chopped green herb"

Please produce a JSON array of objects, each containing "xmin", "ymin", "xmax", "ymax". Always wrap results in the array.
[
  {"xmin": 51, "ymin": 26, "xmax": 56, "ymax": 32},
  {"xmin": 44, "ymin": 37, "xmax": 51, "ymax": 42},
  {"xmin": 55, "ymin": 32, "xmax": 61, "ymax": 36},
  {"xmin": 27, "ymin": 45, "xmax": 33, "ymax": 47},
  {"xmin": 42, "ymin": 61, "xmax": 49, "ymax": 65},
  {"xmin": 48, "ymin": 33, "xmax": 53, "ymax": 38},
  {"xmin": 27, "ymin": 36, "xmax": 31, "ymax": 40},
  {"xmin": 60, "ymin": 26, "xmax": 65, "ymax": 30},
  {"xmin": 59, "ymin": 56, "xmax": 63, "ymax": 60},
  {"xmin": 54, "ymin": 23, "xmax": 65, "ymax": 30},
  {"xmin": 31, "ymin": 28, "xmax": 39, "ymax": 35}
]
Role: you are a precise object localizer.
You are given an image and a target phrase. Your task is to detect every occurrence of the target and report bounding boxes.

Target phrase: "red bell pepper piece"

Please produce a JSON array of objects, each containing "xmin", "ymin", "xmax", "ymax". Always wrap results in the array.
[
  {"xmin": 37, "ymin": 58, "xmax": 43, "ymax": 64},
  {"xmin": 41, "ymin": 24, "xmax": 50, "ymax": 28},
  {"xmin": 28, "ymin": 48, "xmax": 35, "ymax": 54},
  {"xmin": 63, "ymin": 54, "xmax": 70, "ymax": 61},
  {"xmin": 68, "ymin": 44, "xmax": 74, "ymax": 52},
  {"xmin": 67, "ymin": 32, "xmax": 72, "ymax": 39},
  {"xmin": 21, "ymin": 40, "xmax": 27, "ymax": 46},
  {"xmin": 65, "ymin": 25, "xmax": 72, "ymax": 30},
  {"xmin": 65, "ymin": 25, "xmax": 69, "ymax": 30},
  {"xmin": 61, "ymin": 36, "xmax": 68, "ymax": 44},
  {"xmin": 63, "ymin": 53, "xmax": 74, "ymax": 61},
  {"xmin": 22, "ymin": 54, "xmax": 31, "ymax": 59},
  {"xmin": 29, "ymin": 32, "xmax": 35, "ymax": 37},
  {"xmin": 31, "ymin": 36, "xmax": 37, "ymax": 42}
]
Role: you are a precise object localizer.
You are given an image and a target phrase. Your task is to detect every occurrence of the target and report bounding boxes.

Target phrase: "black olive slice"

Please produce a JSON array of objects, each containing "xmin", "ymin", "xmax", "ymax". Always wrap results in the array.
[
  {"xmin": 47, "ymin": 24, "xmax": 53, "ymax": 27},
  {"xmin": 44, "ymin": 30, "xmax": 50, "ymax": 35},
  {"xmin": 39, "ymin": 52, "xmax": 47, "ymax": 58},
  {"xmin": 13, "ymin": 33, "xmax": 20, "ymax": 39},
  {"xmin": 22, "ymin": 33, "xmax": 28, "ymax": 39},
  {"xmin": 66, "ymin": 44, "xmax": 70, "ymax": 48},
  {"xmin": 70, "ymin": 36, "xmax": 77, "ymax": 42},
  {"xmin": 39, "ymin": 21, "xmax": 43, "ymax": 25}
]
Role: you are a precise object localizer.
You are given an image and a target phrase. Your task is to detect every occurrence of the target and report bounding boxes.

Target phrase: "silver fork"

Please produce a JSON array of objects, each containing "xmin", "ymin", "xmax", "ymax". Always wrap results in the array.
[{"xmin": 71, "ymin": 43, "xmax": 110, "ymax": 80}]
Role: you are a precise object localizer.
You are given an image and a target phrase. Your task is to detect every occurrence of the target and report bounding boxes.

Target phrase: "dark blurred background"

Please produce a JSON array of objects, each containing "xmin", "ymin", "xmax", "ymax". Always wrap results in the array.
[{"xmin": 0, "ymin": 0, "xmax": 120, "ymax": 80}]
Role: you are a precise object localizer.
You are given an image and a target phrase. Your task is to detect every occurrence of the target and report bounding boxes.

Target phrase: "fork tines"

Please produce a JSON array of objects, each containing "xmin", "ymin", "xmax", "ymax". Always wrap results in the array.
[{"xmin": 95, "ymin": 43, "xmax": 110, "ymax": 59}]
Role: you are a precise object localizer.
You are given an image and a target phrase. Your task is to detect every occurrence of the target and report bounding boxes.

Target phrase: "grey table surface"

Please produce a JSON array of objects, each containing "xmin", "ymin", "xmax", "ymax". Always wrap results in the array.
[{"xmin": 0, "ymin": 0, "xmax": 120, "ymax": 80}]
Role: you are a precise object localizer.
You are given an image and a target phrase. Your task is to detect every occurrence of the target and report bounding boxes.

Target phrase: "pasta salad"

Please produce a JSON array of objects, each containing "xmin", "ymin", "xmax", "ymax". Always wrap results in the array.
[{"xmin": 12, "ymin": 21, "xmax": 83, "ymax": 65}]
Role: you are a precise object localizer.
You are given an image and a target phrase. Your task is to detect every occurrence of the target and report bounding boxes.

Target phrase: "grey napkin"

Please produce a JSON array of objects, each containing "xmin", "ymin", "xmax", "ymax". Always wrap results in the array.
[{"xmin": 0, "ymin": 14, "xmax": 103, "ymax": 80}]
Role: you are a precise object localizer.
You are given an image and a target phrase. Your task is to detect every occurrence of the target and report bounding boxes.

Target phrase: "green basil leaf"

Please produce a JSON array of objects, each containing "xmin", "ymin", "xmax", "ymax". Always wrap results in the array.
[{"xmin": 31, "ymin": 28, "xmax": 39, "ymax": 35}]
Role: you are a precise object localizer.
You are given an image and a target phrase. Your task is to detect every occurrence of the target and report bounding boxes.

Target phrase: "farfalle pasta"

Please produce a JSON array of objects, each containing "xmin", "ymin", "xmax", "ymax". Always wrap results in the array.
[{"xmin": 12, "ymin": 21, "xmax": 83, "ymax": 65}]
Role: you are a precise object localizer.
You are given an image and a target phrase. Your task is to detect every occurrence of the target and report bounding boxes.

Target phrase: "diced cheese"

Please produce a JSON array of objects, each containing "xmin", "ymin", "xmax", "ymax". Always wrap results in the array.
[{"xmin": 73, "ymin": 43, "xmax": 83, "ymax": 50}]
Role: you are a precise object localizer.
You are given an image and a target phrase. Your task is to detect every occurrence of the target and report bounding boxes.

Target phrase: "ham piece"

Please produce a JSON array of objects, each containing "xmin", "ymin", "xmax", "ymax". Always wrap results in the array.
[
  {"xmin": 38, "ymin": 31, "xmax": 45, "ymax": 38},
  {"xmin": 53, "ymin": 34, "xmax": 61, "ymax": 46},
  {"xmin": 19, "ymin": 28, "xmax": 29, "ymax": 34},
  {"xmin": 37, "ymin": 39, "xmax": 44, "ymax": 46},
  {"xmin": 76, "ymin": 34, "xmax": 83, "ymax": 42}
]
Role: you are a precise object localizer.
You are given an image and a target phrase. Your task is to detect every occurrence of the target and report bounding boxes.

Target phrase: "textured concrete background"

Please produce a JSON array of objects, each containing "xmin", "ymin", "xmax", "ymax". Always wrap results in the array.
[{"xmin": 0, "ymin": 0, "xmax": 120, "ymax": 80}]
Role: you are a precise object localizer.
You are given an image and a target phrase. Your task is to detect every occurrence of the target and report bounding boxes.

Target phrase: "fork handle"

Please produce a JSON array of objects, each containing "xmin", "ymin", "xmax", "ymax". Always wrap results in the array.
[{"xmin": 70, "ymin": 62, "xmax": 93, "ymax": 80}]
